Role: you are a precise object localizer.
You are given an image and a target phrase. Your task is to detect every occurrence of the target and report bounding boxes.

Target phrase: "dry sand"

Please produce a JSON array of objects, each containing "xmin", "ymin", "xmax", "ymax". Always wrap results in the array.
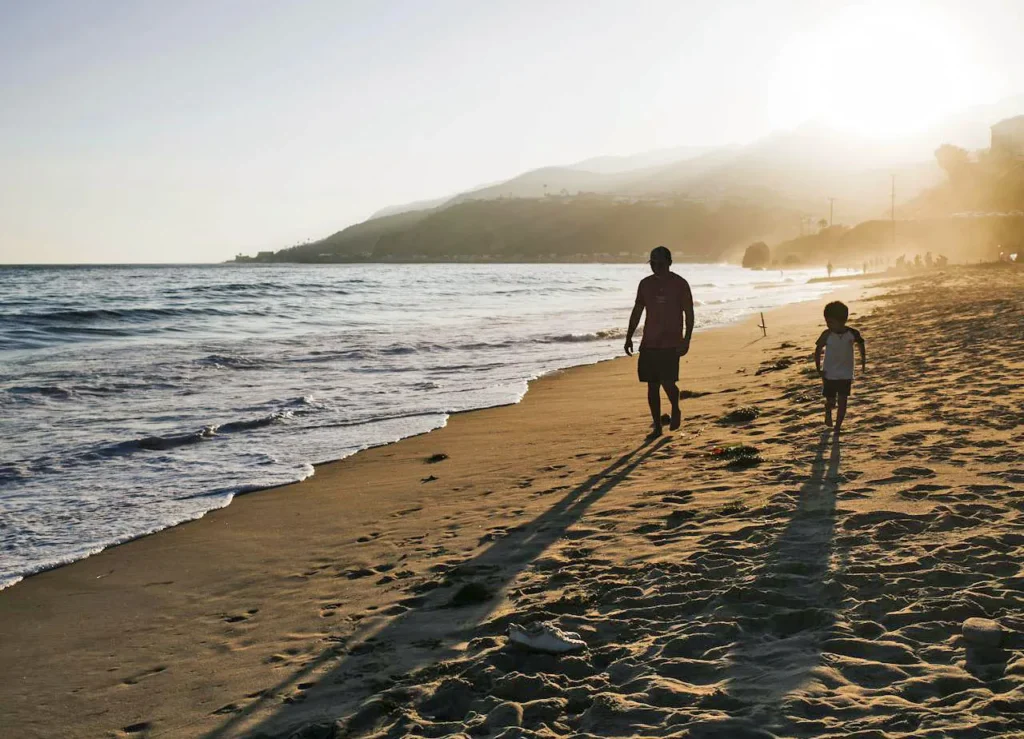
[{"xmin": 1, "ymin": 266, "xmax": 1021, "ymax": 739}]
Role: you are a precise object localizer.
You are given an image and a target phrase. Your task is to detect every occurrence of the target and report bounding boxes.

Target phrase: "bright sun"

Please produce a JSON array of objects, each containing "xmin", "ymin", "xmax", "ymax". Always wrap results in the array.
[{"xmin": 774, "ymin": 1, "xmax": 996, "ymax": 137}]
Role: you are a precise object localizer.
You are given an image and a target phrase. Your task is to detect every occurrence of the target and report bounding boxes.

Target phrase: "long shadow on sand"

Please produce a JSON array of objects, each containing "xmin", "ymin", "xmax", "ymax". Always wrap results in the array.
[
  {"xmin": 202, "ymin": 436, "xmax": 671, "ymax": 738},
  {"xmin": 721, "ymin": 430, "xmax": 841, "ymax": 720}
]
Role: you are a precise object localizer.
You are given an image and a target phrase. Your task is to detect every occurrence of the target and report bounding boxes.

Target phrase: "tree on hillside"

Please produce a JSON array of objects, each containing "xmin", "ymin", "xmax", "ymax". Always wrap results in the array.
[
  {"xmin": 911, "ymin": 142, "xmax": 1024, "ymax": 215},
  {"xmin": 741, "ymin": 241, "xmax": 771, "ymax": 269},
  {"xmin": 935, "ymin": 144, "xmax": 972, "ymax": 181},
  {"xmin": 817, "ymin": 218, "xmax": 828, "ymax": 231}
]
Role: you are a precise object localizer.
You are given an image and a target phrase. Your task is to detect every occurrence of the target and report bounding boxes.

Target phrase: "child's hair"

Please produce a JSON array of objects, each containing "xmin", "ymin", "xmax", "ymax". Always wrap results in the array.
[{"xmin": 824, "ymin": 301, "xmax": 849, "ymax": 323}]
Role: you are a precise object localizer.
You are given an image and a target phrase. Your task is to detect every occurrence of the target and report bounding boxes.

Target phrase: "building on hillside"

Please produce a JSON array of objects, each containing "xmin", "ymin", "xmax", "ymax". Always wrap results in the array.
[{"xmin": 991, "ymin": 115, "xmax": 1024, "ymax": 159}]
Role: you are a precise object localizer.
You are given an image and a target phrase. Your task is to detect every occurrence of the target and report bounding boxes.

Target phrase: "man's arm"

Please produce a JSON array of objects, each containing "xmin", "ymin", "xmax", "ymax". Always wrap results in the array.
[
  {"xmin": 680, "ymin": 280, "xmax": 695, "ymax": 356},
  {"xmin": 625, "ymin": 298, "xmax": 644, "ymax": 356},
  {"xmin": 851, "ymin": 327, "xmax": 866, "ymax": 372},
  {"xmin": 814, "ymin": 330, "xmax": 829, "ymax": 375}
]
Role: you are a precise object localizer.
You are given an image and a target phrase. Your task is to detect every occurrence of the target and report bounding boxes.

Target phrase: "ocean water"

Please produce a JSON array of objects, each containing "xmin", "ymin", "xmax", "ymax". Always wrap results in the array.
[{"xmin": 0, "ymin": 263, "xmax": 841, "ymax": 589}]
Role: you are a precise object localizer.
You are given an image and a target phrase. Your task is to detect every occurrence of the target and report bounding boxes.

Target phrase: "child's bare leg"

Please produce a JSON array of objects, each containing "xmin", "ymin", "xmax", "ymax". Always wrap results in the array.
[
  {"xmin": 663, "ymin": 381, "xmax": 681, "ymax": 430},
  {"xmin": 647, "ymin": 382, "xmax": 663, "ymax": 436},
  {"xmin": 824, "ymin": 398, "xmax": 834, "ymax": 428},
  {"xmin": 834, "ymin": 396, "xmax": 848, "ymax": 432}
]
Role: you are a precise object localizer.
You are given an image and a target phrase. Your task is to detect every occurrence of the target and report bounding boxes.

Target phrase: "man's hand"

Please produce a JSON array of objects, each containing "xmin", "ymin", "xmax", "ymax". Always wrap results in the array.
[
  {"xmin": 624, "ymin": 337, "xmax": 634, "ymax": 356},
  {"xmin": 678, "ymin": 337, "xmax": 691, "ymax": 357}
]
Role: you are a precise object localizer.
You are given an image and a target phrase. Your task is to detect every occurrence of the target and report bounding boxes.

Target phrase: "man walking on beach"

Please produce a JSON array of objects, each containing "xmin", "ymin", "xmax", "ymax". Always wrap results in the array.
[{"xmin": 624, "ymin": 246, "xmax": 695, "ymax": 437}]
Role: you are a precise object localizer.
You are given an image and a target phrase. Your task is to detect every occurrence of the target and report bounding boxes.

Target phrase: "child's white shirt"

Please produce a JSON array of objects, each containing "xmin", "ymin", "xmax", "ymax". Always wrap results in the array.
[{"xmin": 821, "ymin": 327, "xmax": 863, "ymax": 380}]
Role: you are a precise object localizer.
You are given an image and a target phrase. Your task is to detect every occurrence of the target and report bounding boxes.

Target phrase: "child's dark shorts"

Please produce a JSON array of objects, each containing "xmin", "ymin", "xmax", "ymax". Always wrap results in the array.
[
  {"xmin": 822, "ymin": 378, "xmax": 853, "ymax": 400},
  {"xmin": 638, "ymin": 348, "xmax": 680, "ymax": 384}
]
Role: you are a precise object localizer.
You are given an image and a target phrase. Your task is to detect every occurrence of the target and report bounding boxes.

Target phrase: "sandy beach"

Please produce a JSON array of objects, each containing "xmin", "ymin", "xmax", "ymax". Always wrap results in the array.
[{"xmin": 1, "ymin": 266, "xmax": 1021, "ymax": 739}]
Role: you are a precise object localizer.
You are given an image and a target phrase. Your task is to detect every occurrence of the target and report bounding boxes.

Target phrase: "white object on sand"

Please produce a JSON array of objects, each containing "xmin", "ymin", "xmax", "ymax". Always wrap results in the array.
[
  {"xmin": 962, "ymin": 617, "xmax": 1002, "ymax": 647},
  {"xmin": 507, "ymin": 621, "xmax": 586, "ymax": 653}
]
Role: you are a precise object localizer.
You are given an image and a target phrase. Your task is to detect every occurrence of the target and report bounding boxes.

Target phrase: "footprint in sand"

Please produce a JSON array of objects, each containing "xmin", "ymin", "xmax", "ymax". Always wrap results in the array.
[
  {"xmin": 661, "ymin": 492, "xmax": 693, "ymax": 504},
  {"xmin": 264, "ymin": 645, "xmax": 307, "ymax": 666},
  {"xmin": 391, "ymin": 506, "xmax": 423, "ymax": 518},
  {"xmin": 320, "ymin": 601, "xmax": 344, "ymax": 617},
  {"xmin": 119, "ymin": 722, "xmax": 152, "ymax": 736},
  {"xmin": 221, "ymin": 608, "xmax": 259, "ymax": 624},
  {"xmin": 892, "ymin": 465, "xmax": 937, "ymax": 478},
  {"xmin": 120, "ymin": 665, "xmax": 167, "ymax": 686}
]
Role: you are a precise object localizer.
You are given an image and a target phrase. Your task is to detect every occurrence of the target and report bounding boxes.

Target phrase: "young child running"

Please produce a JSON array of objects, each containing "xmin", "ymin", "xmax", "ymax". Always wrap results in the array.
[{"xmin": 815, "ymin": 300, "xmax": 866, "ymax": 434}]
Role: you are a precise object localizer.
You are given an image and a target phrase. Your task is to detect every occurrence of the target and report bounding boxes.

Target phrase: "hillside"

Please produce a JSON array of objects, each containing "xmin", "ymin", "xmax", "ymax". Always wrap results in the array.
[
  {"xmin": 569, "ymin": 145, "xmax": 716, "ymax": 174},
  {"xmin": 635, "ymin": 125, "xmax": 943, "ymax": 223},
  {"xmin": 241, "ymin": 100, "xmax": 1024, "ymax": 264},
  {"xmin": 442, "ymin": 166, "xmax": 627, "ymax": 204},
  {"xmin": 734, "ymin": 107, "xmax": 1024, "ymax": 268},
  {"xmin": 769, "ymin": 131, "xmax": 1024, "ymax": 267},
  {"xmin": 369, "ymin": 196, "xmax": 451, "ymax": 220},
  {"xmin": 264, "ymin": 195, "xmax": 800, "ymax": 263},
  {"xmin": 272, "ymin": 209, "xmax": 432, "ymax": 262},
  {"xmin": 770, "ymin": 215, "xmax": 1024, "ymax": 268},
  {"xmin": 441, "ymin": 127, "xmax": 943, "ymax": 220}
]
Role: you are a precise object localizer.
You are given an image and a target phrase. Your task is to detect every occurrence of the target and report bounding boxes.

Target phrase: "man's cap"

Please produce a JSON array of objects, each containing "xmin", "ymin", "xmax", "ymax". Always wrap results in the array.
[{"xmin": 649, "ymin": 245, "xmax": 672, "ymax": 262}]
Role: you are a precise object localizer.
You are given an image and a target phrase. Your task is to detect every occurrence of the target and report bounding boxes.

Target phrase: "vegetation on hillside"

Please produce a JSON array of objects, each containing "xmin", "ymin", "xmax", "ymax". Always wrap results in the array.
[
  {"xmin": 908, "ymin": 143, "xmax": 1024, "ymax": 216},
  {"xmin": 770, "ymin": 139, "xmax": 1024, "ymax": 267},
  {"xmin": 771, "ymin": 217, "xmax": 1023, "ymax": 267},
  {"xmin": 261, "ymin": 196, "xmax": 800, "ymax": 263}
]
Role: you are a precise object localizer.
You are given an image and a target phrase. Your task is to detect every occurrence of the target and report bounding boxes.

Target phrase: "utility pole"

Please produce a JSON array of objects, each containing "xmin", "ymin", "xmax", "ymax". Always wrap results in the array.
[
  {"xmin": 828, "ymin": 197, "xmax": 835, "ymax": 227},
  {"xmin": 890, "ymin": 174, "xmax": 896, "ymax": 249}
]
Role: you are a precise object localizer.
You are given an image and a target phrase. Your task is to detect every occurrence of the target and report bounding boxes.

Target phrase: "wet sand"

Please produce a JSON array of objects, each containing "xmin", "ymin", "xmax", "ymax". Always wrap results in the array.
[{"xmin": 1, "ymin": 267, "xmax": 1021, "ymax": 738}]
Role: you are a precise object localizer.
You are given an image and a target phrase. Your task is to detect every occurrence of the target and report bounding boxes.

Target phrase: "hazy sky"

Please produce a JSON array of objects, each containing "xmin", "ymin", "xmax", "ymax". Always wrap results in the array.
[{"xmin": 1, "ymin": 0, "xmax": 1021, "ymax": 264}]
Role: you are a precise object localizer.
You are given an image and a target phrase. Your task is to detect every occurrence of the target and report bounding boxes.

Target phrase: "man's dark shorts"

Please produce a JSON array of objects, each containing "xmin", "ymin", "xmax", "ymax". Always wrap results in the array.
[
  {"xmin": 822, "ymin": 378, "xmax": 852, "ymax": 400},
  {"xmin": 638, "ymin": 348, "xmax": 679, "ymax": 384}
]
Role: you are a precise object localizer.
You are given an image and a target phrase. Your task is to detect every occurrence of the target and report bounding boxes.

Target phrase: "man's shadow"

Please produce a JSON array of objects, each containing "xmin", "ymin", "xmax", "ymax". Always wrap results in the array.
[
  {"xmin": 722, "ymin": 431, "xmax": 842, "ymax": 711},
  {"xmin": 201, "ymin": 437, "xmax": 670, "ymax": 739}
]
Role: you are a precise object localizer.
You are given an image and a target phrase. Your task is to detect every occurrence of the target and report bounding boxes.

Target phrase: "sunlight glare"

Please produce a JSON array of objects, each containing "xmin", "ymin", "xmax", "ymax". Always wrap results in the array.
[{"xmin": 773, "ymin": 1, "xmax": 996, "ymax": 137}]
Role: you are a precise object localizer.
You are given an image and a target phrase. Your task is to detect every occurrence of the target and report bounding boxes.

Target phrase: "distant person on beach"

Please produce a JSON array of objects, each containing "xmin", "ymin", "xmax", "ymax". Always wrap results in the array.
[
  {"xmin": 624, "ymin": 246, "xmax": 694, "ymax": 437},
  {"xmin": 827, "ymin": 261, "xmax": 834, "ymax": 278},
  {"xmin": 815, "ymin": 301, "xmax": 866, "ymax": 435}
]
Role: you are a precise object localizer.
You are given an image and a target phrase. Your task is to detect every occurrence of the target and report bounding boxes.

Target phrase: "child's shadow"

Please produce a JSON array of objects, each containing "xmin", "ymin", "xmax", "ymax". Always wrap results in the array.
[{"xmin": 721, "ymin": 430, "xmax": 841, "ymax": 712}]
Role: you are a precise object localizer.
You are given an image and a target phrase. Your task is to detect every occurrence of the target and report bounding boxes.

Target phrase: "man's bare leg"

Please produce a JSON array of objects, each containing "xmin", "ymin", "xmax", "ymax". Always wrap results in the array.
[
  {"xmin": 663, "ymin": 381, "xmax": 681, "ymax": 430},
  {"xmin": 824, "ymin": 398, "xmax": 834, "ymax": 428},
  {"xmin": 647, "ymin": 382, "xmax": 663, "ymax": 436},
  {"xmin": 834, "ymin": 396, "xmax": 848, "ymax": 434}
]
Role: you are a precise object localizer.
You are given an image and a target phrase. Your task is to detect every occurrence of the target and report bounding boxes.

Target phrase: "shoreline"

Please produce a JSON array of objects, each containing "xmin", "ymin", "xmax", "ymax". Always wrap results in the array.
[
  {"xmin": 0, "ymin": 277, "xmax": 900, "ymax": 737},
  {"xmin": 0, "ymin": 278, "xmax": 886, "ymax": 594}
]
